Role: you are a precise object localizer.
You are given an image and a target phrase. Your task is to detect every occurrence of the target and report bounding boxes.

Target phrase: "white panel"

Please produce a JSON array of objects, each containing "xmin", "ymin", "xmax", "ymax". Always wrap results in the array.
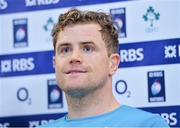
[
  {"xmin": 0, "ymin": 0, "xmax": 180, "ymax": 123},
  {"xmin": 0, "ymin": 74, "xmax": 67, "ymax": 117},
  {"xmin": 113, "ymin": 64, "xmax": 180, "ymax": 107}
]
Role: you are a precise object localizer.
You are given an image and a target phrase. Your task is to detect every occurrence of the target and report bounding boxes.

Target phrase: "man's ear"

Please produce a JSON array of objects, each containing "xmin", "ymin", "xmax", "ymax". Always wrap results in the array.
[{"xmin": 109, "ymin": 53, "xmax": 120, "ymax": 75}]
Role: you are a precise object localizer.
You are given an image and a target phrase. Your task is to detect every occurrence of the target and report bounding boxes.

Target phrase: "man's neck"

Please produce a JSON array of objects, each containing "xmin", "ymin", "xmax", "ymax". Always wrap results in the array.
[{"xmin": 65, "ymin": 84, "xmax": 120, "ymax": 119}]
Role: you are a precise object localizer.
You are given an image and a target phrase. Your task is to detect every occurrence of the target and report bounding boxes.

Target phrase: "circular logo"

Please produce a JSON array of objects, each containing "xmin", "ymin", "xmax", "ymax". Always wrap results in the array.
[
  {"xmin": 115, "ymin": 80, "xmax": 127, "ymax": 94},
  {"xmin": 17, "ymin": 87, "xmax": 29, "ymax": 101},
  {"xmin": 151, "ymin": 80, "xmax": 161, "ymax": 96},
  {"xmin": 50, "ymin": 89, "xmax": 60, "ymax": 102},
  {"xmin": 114, "ymin": 17, "xmax": 123, "ymax": 32},
  {"xmin": 16, "ymin": 28, "xmax": 25, "ymax": 41}
]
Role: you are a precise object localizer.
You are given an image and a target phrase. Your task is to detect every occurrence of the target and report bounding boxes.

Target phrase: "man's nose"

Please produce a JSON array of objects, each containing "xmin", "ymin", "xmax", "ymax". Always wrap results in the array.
[{"xmin": 69, "ymin": 49, "xmax": 82, "ymax": 64}]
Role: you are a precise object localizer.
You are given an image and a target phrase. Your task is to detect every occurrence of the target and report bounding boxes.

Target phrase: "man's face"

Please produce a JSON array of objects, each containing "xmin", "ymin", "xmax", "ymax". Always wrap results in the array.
[{"xmin": 54, "ymin": 23, "xmax": 119, "ymax": 97}]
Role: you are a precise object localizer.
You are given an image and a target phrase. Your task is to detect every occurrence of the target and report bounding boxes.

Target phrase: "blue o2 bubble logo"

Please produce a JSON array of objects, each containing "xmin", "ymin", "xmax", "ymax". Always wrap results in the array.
[
  {"xmin": 115, "ymin": 80, "xmax": 131, "ymax": 98},
  {"xmin": 50, "ymin": 88, "xmax": 60, "ymax": 102},
  {"xmin": 151, "ymin": 80, "xmax": 162, "ymax": 96},
  {"xmin": 47, "ymin": 79, "xmax": 63, "ymax": 109},
  {"xmin": 110, "ymin": 8, "xmax": 127, "ymax": 38},
  {"xmin": 147, "ymin": 71, "xmax": 166, "ymax": 102},
  {"xmin": 13, "ymin": 18, "xmax": 28, "ymax": 48},
  {"xmin": 16, "ymin": 28, "xmax": 26, "ymax": 41}
]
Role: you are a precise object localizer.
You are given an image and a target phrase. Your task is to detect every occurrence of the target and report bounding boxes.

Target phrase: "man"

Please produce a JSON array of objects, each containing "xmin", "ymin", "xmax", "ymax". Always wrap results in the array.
[{"xmin": 43, "ymin": 8, "xmax": 169, "ymax": 127}]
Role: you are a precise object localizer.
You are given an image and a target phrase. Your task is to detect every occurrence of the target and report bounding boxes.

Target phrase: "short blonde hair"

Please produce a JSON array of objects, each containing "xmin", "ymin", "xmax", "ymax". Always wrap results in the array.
[{"xmin": 52, "ymin": 8, "xmax": 119, "ymax": 55}]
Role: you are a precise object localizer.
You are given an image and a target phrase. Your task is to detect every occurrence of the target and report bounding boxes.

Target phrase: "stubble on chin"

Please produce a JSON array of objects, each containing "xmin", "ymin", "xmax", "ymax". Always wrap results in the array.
[
  {"xmin": 64, "ymin": 82, "xmax": 105, "ymax": 99},
  {"xmin": 65, "ymin": 88, "xmax": 88, "ymax": 98}
]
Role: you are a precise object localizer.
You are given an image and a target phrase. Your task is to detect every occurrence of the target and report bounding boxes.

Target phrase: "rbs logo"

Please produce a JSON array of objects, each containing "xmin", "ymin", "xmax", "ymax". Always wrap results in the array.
[
  {"xmin": 0, "ymin": 0, "xmax": 8, "ymax": 9},
  {"xmin": 0, "ymin": 123, "xmax": 10, "ymax": 128},
  {"xmin": 120, "ymin": 48, "xmax": 144, "ymax": 62},
  {"xmin": 25, "ymin": 0, "xmax": 60, "ymax": 6},
  {"xmin": 160, "ymin": 112, "xmax": 177, "ymax": 126},
  {"xmin": 29, "ymin": 119, "xmax": 54, "ymax": 127},
  {"xmin": 0, "ymin": 57, "xmax": 35, "ymax": 73}
]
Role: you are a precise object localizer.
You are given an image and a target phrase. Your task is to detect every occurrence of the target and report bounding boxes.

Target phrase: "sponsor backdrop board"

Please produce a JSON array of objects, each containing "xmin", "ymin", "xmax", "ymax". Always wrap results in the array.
[{"xmin": 0, "ymin": 0, "xmax": 180, "ymax": 127}]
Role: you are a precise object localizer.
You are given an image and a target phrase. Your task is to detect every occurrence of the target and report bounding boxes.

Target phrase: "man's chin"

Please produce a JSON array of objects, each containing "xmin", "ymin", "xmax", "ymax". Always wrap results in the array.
[{"xmin": 65, "ymin": 88, "xmax": 89, "ymax": 98}]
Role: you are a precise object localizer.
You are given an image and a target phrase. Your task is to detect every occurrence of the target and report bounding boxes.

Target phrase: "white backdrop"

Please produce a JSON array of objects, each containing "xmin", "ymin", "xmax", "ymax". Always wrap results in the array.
[{"xmin": 0, "ymin": 0, "xmax": 180, "ymax": 127}]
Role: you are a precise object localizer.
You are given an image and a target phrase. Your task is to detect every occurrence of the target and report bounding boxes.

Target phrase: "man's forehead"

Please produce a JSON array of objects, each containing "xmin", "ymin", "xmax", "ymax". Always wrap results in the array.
[
  {"xmin": 62, "ymin": 23, "xmax": 102, "ymax": 32},
  {"xmin": 57, "ymin": 24, "xmax": 102, "ymax": 43}
]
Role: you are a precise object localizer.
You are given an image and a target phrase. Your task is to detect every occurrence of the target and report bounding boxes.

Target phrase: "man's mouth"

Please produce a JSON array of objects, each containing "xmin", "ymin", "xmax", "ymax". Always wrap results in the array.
[{"xmin": 66, "ymin": 69, "xmax": 87, "ymax": 74}]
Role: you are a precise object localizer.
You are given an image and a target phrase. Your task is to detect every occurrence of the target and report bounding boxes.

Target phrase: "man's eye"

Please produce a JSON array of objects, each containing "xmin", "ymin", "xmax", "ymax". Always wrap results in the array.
[
  {"xmin": 60, "ymin": 47, "xmax": 71, "ymax": 54},
  {"xmin": 83, "ymin": 45, "xmax": 94, "ymax": 52}
]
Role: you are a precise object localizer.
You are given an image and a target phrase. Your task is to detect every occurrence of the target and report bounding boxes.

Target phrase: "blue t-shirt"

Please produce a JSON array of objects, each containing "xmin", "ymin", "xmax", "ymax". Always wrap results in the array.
[{"xmin": 41, "ymin": 105, "xmax": 169, "ymax": 127}]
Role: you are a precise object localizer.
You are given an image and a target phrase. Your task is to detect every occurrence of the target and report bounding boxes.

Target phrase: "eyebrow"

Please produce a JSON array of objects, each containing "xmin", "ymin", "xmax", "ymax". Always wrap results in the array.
[
  {"xmin": 56, "ymin": 41, "xmax": 96, "ymax": 50},
  {"xmin": 57, "ymin": 42, "xmax": 71, "ymax": 46},
  {"xmin": 79, "ymin": 41, "xmax": 95, "ymax": 45},
  {"xmin": 56, "ymin": 42, "xmax": 71, "ymax": 49}
]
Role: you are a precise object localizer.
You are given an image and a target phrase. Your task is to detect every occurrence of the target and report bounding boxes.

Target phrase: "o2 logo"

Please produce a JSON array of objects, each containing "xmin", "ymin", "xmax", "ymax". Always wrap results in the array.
[
  {"xmin": 17, "ymin": 87, "xmax": 31, "ymax": 105},
  {"xmin": 115, "ymin": 80, "xmax": 131, "ymax": 98}
]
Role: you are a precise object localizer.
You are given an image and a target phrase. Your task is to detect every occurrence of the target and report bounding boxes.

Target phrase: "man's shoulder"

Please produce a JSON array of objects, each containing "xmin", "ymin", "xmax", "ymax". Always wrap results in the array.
[
  {"xmin": 116, "ymin": 105, "xmax": 155, "ymax": 117},
  {"xmin": 120, "ymin": 105, "xmax": 154, "ymax": 116},
  {"xmin": 117, "ymin": 105, "xmax": 169, "ymax": 127}
]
